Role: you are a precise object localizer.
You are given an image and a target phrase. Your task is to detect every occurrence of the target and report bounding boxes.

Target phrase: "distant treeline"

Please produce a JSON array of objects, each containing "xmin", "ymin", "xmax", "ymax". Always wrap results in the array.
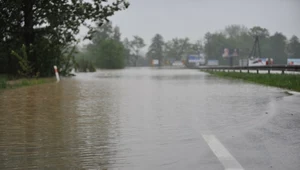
[
  {"xmin": 78, "ymin": 24, "xmax": 300, "ymax": 70},
  {"xmin": 203, "ymin": 25, "xmax": 300, "ymax": 65}
]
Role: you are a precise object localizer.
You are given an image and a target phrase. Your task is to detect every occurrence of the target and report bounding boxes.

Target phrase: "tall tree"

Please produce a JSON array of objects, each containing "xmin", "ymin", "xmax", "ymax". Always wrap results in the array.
[
  {"xmin": 147, "ymin": 34, "xmax": 164, "ymax": 66},
  {"xmin": 130, "ymin": 36, "xmax": 146, "ymax": 66}
]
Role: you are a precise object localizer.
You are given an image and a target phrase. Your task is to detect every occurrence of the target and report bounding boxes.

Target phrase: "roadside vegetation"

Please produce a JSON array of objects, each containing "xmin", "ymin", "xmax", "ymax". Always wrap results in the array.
[
  {"xmin": 207, "ymin": 71, "xmax": 300, "ymax": 92},
  {"xmin": 0, "ymin": 74, "xmax": 7, "ymax": 89},
  {"xmin": 0, "ymin": 1, "xmax": 130, "ymax": 77},
  {"xmin": 0, "ymin": 1, "xmax": 130, "ymax": 89},
  {"xmin": 0, "ymin": 75, "xmax": 55, "ymax": 90}
]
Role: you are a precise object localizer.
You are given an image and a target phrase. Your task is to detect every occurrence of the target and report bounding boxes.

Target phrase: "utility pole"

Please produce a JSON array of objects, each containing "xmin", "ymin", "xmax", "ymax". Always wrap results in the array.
[{"xmin": 248, "ymin": 35, "xmax": 262, "ymax": 66}]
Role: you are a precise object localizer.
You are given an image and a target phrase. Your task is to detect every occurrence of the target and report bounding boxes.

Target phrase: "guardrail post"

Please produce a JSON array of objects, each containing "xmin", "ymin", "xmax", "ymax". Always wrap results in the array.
[
  {"xmin": 257, "ymin": 69, "xmax": 259, "ymax": 74},
  {"xmin": 268, "ymin": 69, "xmax": 270, "ymax": 74},
  {"xmin": 282, "ymin": 70, "xmax": 284, "ymax": 74},
  {"xmin": 240, "ymin": 69, "xmax": 242, "ymax": 73},
  {"xmin": 247, "ymin": 69, "xmax": 249, "ymax": 73}
]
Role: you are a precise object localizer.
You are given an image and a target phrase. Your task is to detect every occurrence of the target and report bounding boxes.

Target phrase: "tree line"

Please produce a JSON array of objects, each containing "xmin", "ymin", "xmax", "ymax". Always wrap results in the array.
[
  {"xmin": 204, "ymin": 25, "xmax": 300, "ymax": 65},
  {"xmin": 79, "ymin": 24, "xmax": 300, "ymax": 70},
  {"xmin": 78, "ymin": 23, "xmax": 204, "ymax": 70}
]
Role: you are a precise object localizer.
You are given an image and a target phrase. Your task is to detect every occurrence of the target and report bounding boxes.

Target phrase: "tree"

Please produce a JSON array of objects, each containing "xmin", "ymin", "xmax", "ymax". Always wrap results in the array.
[
  {"xmin": 97, "ymin": 39, "xmax": 125, "ymax": 69},
  {"xmin": 224, "ymin": 25, "xmax": 248, "ymax": 38},
  {"xmin": 191, "ymin": 40, "xmax": 204, "ymax": 54},
  {"xmin": 286, "ymin": 35, "xmax": 300, "ymax": 58},
  {"xmin": 122, "ymin": 38, "xmax": 132, "ymax": 66},
  {"xmin": 164, "ymin": 38, "xmax": 190, "ymax": 61},
  {"xmin": 249, "ymin": 26, "xmax": 270, "ymax": 38},
  {"xmin": 204, "ymin": 32, "xmax": 228, "ymax": 60},
  {"xmin": 113, "ymin": 26, "xmax": 121, "ymax": 42},
  {"xmin": 130, "ymin": 36, "xmax": 146, "ymax": 66},
  {"xmin": 0, "ymin": 0, "xmax": 129, "ymax": 76},
  {"xmin": 91, "ymin": 22, "xmax": 114, "ymax": 45},
  {"xmin": 266, "ymin": 32, "xmax": 287, "ymax": 64},
  {"xmin": 78, "ymin": 22, "xmax": 126, "ymax": 69},
  {"xmin": 147, "ymin": 34, "xmax": 164, "ymax": 66}
]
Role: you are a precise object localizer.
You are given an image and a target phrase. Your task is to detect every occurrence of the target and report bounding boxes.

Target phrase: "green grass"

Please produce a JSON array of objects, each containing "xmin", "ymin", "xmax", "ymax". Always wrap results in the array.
[
  {"xmin": 206, "ymin": 71, "xmax": 300, "ymax": 92},
  {"xmin": 0, "ymin": 74, "xmax": 7, "ymax": 89},
  {"xmin": 0, "ymin": 77, "xmax": 55, "ymax": 90}
]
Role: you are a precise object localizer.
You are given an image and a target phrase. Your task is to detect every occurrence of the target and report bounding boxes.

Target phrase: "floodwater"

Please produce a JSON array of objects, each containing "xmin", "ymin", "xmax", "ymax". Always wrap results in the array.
[{"xmin": 0, "ymin": 68, "xmax": 299, "ymax": 170}]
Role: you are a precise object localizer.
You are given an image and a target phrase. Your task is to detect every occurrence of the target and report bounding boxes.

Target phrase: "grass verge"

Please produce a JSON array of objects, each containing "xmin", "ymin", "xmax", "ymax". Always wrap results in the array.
[
  {"xmin": 206, "ymin": 71, "xmax": 300, "ymax": 92},
  {"xmin": 0, "ymin": 76, "xmax": 56, "ymax": 90},
  {"xmin": 0, "ymin": 74, "xmax": 7, "ymax": 89}
]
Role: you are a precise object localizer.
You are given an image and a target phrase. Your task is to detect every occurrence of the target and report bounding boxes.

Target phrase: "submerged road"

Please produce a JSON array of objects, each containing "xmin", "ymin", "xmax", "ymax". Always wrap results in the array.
[{"xmin": 0, "ymin": 68, "xmax": 299, "ymax": 170}]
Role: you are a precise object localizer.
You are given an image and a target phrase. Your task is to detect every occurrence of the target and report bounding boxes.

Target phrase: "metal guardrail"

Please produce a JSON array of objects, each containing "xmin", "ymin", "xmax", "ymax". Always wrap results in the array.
[{"xmin": 198, "ymin": 65, "xmax": 300, "ymax": 74}]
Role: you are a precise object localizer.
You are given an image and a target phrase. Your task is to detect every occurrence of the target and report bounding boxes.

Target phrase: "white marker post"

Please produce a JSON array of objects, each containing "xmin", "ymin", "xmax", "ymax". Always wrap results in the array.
[{"xmin": 53, "ymin": 65, "xmax": 60, "ymax": 82}]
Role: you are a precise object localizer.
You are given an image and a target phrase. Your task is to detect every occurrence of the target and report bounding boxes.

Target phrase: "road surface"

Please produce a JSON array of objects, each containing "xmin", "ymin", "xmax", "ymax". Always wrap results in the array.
[{"xmin": 0, "ymin": 68, "xmax": 299, "ymax": 170}]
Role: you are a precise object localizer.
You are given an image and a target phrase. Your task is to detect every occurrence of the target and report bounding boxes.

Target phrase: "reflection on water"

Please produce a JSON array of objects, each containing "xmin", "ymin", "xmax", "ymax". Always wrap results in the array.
[{"xmin": 0, "ymin": 68, "xmax": 286, "ymax": 169}]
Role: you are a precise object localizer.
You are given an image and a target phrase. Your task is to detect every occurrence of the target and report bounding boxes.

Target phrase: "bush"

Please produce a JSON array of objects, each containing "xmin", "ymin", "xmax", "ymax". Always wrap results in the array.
[{"xmin": 11, "ymin": 44, "xmax": 39, "ymax": 78}]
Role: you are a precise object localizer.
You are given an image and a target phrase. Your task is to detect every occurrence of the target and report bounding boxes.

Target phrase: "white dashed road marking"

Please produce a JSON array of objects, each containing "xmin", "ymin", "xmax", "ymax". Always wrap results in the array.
[{"xmin": 202, "ymin": 134, "xmax": 244, "ymax": 170}]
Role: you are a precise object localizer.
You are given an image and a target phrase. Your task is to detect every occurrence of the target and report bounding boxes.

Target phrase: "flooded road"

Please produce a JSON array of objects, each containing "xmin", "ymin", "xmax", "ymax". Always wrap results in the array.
[{"xmin": 1, "ymin": 68, "xmax": 300, "ymax": 170}]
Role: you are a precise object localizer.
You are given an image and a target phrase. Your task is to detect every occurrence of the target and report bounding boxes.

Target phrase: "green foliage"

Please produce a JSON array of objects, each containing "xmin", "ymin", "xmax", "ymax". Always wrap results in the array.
[
  {"xmin": 11, "ymin": 44, "xmax": 39, "ymax": 78},
  {"xmin": 121, "ymin": 36, "xmax": 147, "ymax": 67},
  {"xmin": 204, "ymin": 32, "xmax": 229, "ymax": 61},
  {"xmin": 204, "ymin": 25, "xmax": 294, "ymax": 65},
  {"xmin": 0, "ymin": 75, "xmax": 7, "ymax": 89},
  {"xmin": 122, "ymin": 38, "xmax": 133, "ymax": 66},
  {"xmin": 59, "ymin": 44, "xmax": 78, "ymax": 76},
  {"xmin": 267, "ymin": 33, "xmax": 287, "ymax": 64},
  {"xmin": 97, "ymin": 39, "xmax": 125, "ymax": 69},
  {"xmin": 75, "ymin": 56, "xmax": 96, "ymax": 72},
  {"xmin": 164, "ymin": 37, "xmax": 191, "ymax": 60},
  {"xmin": 249, "ymin": 26, "xmax": 270, "ymax": 38},
  {"xmin": 286, "ymin": 36, "xmax": 300, "ymax": 58},
  {"xmin": 88, "ymin": 62, "xmax": 96, "ymax": 72},
  {"xmin": 129, "ymin": 36, "xmax": 146, "ymax": 66},
  {"xmin": 208, "ymin": 71, "xmax": 300, "ymax": 92},
  {"xmin": 0, "ymin": 0, "xmax": 129, "ymax": 76},
  {"xmin": 78, "ymin": 22, "xmax": 127, "ymax": 69},
  {"xmin": 0, "ymin": 77, "xmax": 55, "ymax": 90},
  {"xmin": 147, "ymin": 34, "xmax": 164, "ymax": 66},
  {"xmin": 224, "ymin": 25, "xmax": 249, "ymax": 38}
]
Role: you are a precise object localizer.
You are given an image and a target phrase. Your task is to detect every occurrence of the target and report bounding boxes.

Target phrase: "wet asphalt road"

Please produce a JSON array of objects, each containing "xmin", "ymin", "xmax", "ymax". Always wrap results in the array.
[{"xmin": 0, "ymin": 68, "xmax": 299, "ymax": 170}]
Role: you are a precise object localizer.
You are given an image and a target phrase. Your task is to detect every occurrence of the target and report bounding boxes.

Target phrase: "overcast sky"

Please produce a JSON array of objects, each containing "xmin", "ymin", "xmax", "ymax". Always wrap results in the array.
[{"xmin": 79, "ymin": 0, "xmax": 300, "ymax": 46}]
